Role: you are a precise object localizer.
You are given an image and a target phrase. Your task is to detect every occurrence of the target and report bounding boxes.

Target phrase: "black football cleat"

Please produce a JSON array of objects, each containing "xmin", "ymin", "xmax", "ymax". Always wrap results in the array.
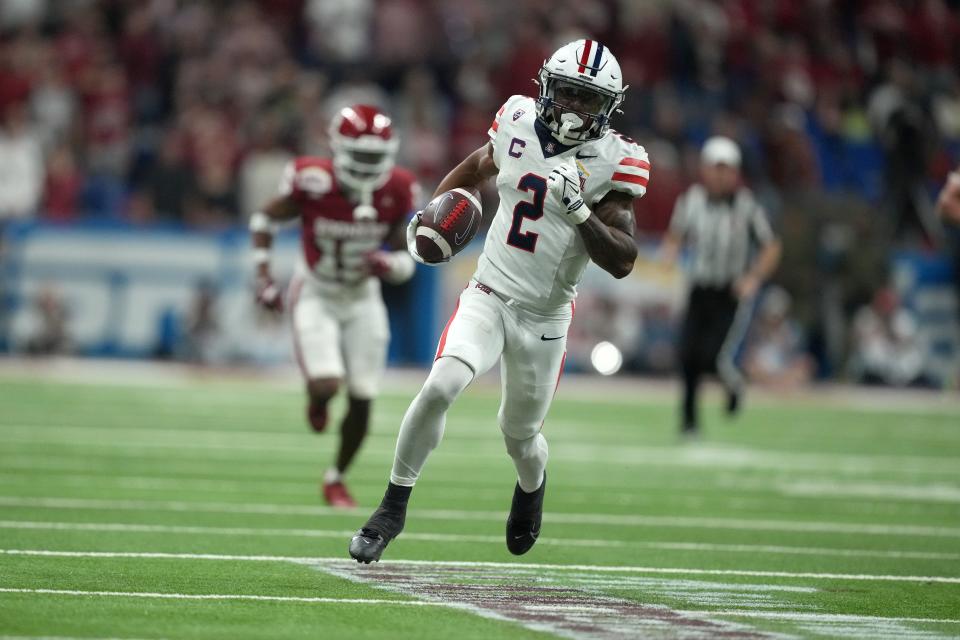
[
  {"xmin": 349, "ymin": 503, "xmax": 406, "ymax": 564},
  {"xmin": 680, "ymin": 424, "xmax": 701, "ymax": 442},
  {"xmin": 505, "ymin": 472, "xmax": 546, "ymax": 556},
  {"xmin": 726, "ymin": 388, "xmax": 742, "ymax": 417}
]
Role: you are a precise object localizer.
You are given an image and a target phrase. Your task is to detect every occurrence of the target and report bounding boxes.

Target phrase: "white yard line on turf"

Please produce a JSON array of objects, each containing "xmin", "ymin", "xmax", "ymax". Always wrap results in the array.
[
  {"xmin": 3, "ymin": 466, "xmax": 960, "ymax": 517},
  {"xmin": 2, "ymin": 496, "xmax": 958, "ymax": 538},
  {"xmin": 2, "ymin": 520, "xmax": 956, "ymax": 561},
  {"xmin": 5, "ymin": 356, "xmax": 960, "ymax": 415},
  {"xmin": 3, "ymin": 549, "xmax": 960, "ymax": 584},
  {"xmin": 778, "ymin": 480, "xmax": 960, "ymax": 503},
  {"xmin": 0, "ymin": 520, "xmax": 628, "ymax": 550},
  {"xmin": 0, "ymin": 473, "xmax": 318, "ymax": 496},
  {"xmin": 0, "ymin": 467, "xmax": 947, "ymax": 496},
  {"xmin": 5, "ymin": 460, "xmax": 958, "ymax": 522},
  {"xmin": 676, "ymin": 610, "xmax": 960, "ymax": 625},
  {"xmin": 4, "ymin": 428, "xmax": 960, "ymax": 476},
  {"xmin": 7, "ymin": 411, "xmax": 959, "ymax": 447},
  {"xmin": 0, "ymin": 636, "xmax": 159, "ymax": 640},
  {"xmin": 0, "ymin": 587, "xmax": 441, "ymax": 607}
]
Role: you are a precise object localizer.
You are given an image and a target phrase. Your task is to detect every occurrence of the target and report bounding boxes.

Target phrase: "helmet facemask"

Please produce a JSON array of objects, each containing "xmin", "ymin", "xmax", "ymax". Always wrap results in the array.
[
  {"xmin": 536, "ymin": 72, "xmax": 622, "ymax": 144},
  {"xmin": 330, "ymin": 136, "xmax": 398, "ymax": 192}
]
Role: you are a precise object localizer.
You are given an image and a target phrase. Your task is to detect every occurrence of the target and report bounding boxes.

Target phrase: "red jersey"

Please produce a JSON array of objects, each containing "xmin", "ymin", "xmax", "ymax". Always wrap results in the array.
[{"xmin": 280, "ymin": 157, "xmax": 419, "ymax": 285}]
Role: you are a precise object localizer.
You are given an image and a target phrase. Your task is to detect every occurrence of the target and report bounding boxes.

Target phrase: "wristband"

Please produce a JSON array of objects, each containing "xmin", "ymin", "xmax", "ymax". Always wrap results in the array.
[
  {"xmin": 252, "ymin": 248, "xmax": 270, "ymax": 265},
  {"xmin": 249, "ymin": 212, "xmax": 274, "ymax": 234},
  {"xmin": 383, "ymin": 250, "xmax": 416, "ymax": 284},
  {"xmin": 568, "ymin": 200, "xmax": 592, "ymax": 225}
]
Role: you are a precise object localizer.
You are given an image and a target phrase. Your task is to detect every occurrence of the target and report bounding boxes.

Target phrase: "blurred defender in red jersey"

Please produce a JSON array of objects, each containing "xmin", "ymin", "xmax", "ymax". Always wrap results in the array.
[{"xmin": 249, "ymin": 105, "xmax": 420, "ymax": 508}]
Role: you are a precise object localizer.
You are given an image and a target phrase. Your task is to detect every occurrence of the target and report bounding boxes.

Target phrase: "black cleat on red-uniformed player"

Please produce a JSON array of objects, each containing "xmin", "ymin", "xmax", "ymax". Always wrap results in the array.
[{"xmin": 505, "ymin": 471, "xmax": 546, "ymax": 555}]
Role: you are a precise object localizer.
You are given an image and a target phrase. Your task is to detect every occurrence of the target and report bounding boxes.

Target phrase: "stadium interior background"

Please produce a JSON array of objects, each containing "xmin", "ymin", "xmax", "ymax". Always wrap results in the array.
[{"xmin": 1, "ymin": 0, "xmax": 959, "ymax": 389}]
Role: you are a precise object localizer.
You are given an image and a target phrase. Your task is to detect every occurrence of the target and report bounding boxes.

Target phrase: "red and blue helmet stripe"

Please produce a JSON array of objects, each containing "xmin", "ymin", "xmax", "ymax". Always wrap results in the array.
[{"xmin": 577, "ymin": 40, "xmax": 605, "ymax": 77}]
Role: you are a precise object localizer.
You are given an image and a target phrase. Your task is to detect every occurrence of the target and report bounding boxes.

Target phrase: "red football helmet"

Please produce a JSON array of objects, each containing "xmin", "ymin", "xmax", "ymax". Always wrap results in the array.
[{"xmin": 329, "ymin": 104, "xmax": 399, "ymax": 192}]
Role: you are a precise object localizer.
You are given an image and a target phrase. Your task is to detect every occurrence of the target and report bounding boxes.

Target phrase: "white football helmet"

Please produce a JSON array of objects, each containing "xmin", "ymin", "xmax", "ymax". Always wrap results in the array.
[{"xmin": 536, "ymin": 39, "xmax": 626, "ymax": 145}]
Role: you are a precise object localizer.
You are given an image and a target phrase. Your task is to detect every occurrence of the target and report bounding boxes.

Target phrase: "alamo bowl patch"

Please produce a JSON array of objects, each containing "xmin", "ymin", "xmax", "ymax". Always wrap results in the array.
[{"xmin": 575, "ymin": 160, "xmax": 590, "ymax": 190}]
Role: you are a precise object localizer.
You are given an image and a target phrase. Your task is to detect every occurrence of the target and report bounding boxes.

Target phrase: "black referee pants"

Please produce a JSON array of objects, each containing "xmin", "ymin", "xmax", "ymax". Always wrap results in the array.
[{"xmin": 679, "ymin": 284, "xmax": 743, "ymax": 431}]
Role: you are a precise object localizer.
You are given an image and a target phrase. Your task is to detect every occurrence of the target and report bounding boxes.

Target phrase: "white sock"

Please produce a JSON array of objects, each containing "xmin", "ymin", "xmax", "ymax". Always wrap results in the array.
[
  {"xmin": 390, "ymin": 357, "xmax": 473, "ymax": 486},
  {"xmin": 503, "ymin": 431, "xmax": 548, "ymax": 493},
  {"xmin": 323, "ymin": 467, "xmax": 342, "ymax": 485}
]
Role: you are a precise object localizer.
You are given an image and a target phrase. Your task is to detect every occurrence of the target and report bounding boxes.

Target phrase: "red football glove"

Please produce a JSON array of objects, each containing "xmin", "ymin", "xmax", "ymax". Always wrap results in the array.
[
  {"xmin": 364, "ymin": 251, "xmax": 393, "ymax": 278},
  {"xmin": 255, "ymin": 274, "xmax": 284, "ymax": 313}
]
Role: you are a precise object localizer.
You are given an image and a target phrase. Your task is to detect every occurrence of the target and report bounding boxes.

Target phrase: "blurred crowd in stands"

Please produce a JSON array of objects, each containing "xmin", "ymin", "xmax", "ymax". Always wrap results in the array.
[{"xmin": 2, "ymin": 0, "xmax": 959, "ymax": 386}]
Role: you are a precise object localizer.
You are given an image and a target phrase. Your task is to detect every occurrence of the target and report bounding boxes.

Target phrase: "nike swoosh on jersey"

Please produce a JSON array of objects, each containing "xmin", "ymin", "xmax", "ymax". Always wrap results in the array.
[
  {"xmin": 575, "ymin": 151, "xmax": 597, "ymax": 159},
  {"xmin": 541, "ymin": 334, "xmax": 565, "ymax": 341}
]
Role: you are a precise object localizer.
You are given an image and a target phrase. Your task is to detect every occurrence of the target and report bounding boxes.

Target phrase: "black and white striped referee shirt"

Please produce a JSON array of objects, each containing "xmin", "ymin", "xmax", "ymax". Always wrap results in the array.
[{"xmin": 669, "ymin": 185, "xmax": 776, "ymax": 287}]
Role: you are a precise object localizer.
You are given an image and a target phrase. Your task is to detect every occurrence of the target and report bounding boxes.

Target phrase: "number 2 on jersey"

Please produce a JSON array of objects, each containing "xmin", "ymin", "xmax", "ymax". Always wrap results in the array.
[{"xmin": 506, "ymin": 173, "xmax": 546, "ymax": 253}]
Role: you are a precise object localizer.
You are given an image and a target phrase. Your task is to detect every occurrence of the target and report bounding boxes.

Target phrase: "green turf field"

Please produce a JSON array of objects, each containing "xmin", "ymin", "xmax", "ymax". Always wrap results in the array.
[{"xmin": 0, "ymin": 370, "xmax": 958, "ymax": 639}]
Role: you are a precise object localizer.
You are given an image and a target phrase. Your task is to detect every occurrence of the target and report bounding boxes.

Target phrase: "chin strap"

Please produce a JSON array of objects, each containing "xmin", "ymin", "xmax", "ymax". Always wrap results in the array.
[{"xmin": 557, "ymin": 113, "xmax": 584, "ymax": 146}]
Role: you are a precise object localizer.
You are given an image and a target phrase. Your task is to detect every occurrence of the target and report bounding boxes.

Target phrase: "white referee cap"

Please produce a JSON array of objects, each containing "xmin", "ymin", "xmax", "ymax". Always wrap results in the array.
[{"xmin": 701, "ymin": 136, "xmax": 741, "ymax": 168}]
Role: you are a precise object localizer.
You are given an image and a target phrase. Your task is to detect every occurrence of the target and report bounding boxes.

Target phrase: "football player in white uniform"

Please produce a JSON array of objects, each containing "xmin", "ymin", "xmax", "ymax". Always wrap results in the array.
[{"xmin": 349, "ymin": 40, "xmax": 650, "ymax": 562}]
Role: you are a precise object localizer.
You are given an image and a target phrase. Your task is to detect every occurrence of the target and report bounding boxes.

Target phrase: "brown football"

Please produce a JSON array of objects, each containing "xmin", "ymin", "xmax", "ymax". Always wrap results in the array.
[{"xmin": 415, "ymin": 187, "xmax": 483, "ymax": 264}]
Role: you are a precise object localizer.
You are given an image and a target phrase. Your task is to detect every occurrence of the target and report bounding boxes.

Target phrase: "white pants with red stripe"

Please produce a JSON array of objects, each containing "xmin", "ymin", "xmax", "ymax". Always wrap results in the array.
[
  {"xmin": 437, "ymin": 280, "xmax": 571, "ymax": 440},
  {"xmin": 288, "ymin": 271, "xmax": 390, "ymax": 398}
]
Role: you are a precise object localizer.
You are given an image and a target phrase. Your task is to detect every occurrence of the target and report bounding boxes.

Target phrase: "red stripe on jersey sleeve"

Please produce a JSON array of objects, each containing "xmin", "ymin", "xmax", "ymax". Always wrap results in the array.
[
  {"xmin": 619, "ymin": 158, "xmax": 651, "ymax": 170},
  {"xmin": 611, "ymin": 171, "xmax": 648, "ymax": 187},
  {"xmin": 490, "ymin": 105, "xmax": 506, "ymax": 133}
]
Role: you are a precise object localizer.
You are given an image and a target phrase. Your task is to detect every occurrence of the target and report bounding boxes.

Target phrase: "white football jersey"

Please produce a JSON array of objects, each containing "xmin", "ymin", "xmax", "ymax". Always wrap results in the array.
[{"xmin": 475, "ymin": 95, "xmax": 650, "ymax": 309}]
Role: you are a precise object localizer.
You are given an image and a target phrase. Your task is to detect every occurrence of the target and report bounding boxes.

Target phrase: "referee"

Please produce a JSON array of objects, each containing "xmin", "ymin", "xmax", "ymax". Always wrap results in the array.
[
  {"xmin": 936, "ymin": 165, "xmax": 960, "ymax": 310},
  {"xmin": 660, "ymin": 137, "xmax": 782, "ymax": 435}
]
